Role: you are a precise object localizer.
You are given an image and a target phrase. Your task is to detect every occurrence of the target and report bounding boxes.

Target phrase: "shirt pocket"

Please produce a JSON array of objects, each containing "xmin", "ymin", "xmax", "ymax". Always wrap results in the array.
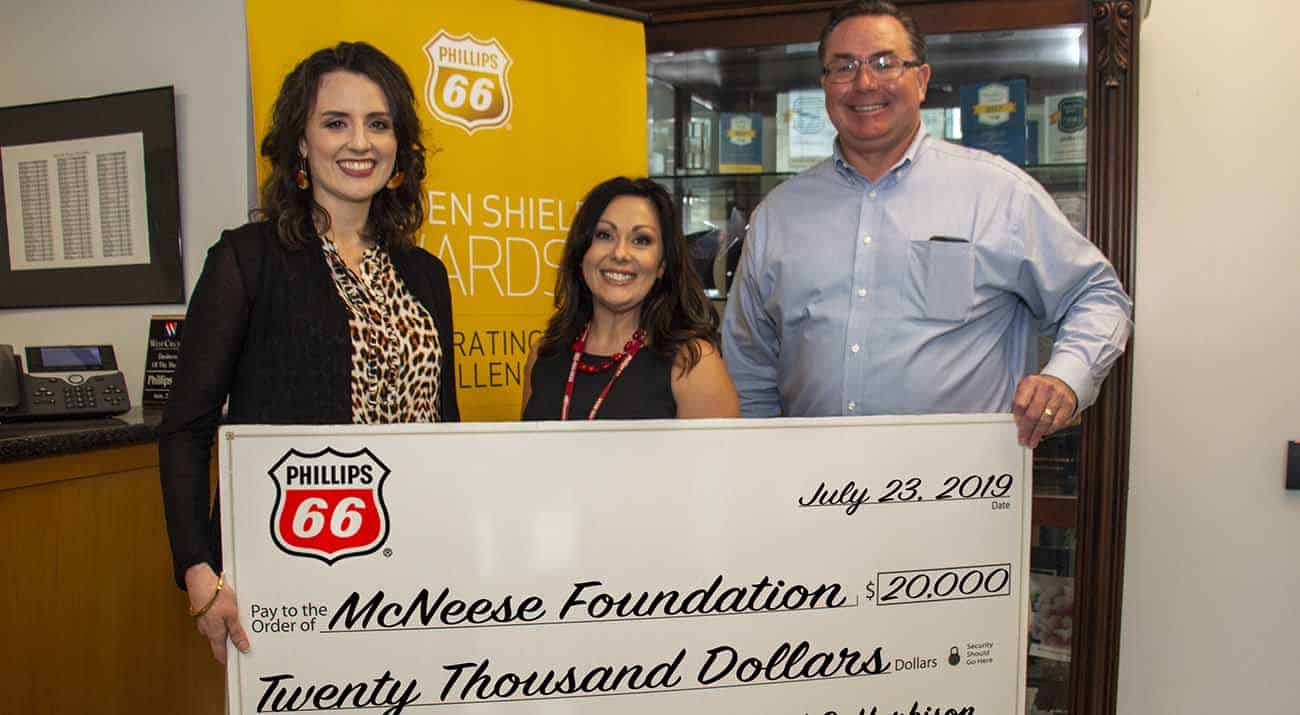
[{"xmin": 907, "ymin": 238, "xmax": 975, "ymax": 322}]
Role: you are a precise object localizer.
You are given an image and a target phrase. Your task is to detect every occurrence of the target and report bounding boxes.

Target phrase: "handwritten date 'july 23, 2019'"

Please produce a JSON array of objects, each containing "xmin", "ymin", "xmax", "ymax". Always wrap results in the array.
[{"xmin": 798, "ymin": 474, "xmax": 1016, "ymax": 516}]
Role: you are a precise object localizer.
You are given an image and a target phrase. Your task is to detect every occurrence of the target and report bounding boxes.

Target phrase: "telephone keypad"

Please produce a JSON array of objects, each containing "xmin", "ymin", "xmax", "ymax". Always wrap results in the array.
[{"xmin": 21, "ymin": 373, "xmax": 131, "ymax": 418}]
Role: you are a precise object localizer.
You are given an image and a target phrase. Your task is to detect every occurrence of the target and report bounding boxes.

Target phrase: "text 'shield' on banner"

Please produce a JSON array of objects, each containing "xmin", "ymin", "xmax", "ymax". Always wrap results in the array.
[
  {"xmin": 221, "ymin": 415, "xmax": 1032, "ymax": 715},
  {"xmin": 246, "ymin": 0, "xmax": 648, "ymax": 420}
]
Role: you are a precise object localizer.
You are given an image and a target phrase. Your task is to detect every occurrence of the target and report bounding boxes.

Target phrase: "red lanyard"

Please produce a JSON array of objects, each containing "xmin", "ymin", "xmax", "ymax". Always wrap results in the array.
[{"xmin": 561, "ymin": 326, "xmax": 645, "ymax": 421}]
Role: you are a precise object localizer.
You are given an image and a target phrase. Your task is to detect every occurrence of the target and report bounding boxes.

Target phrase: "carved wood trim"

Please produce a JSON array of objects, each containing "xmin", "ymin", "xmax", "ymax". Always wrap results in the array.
[
  {"xmin": 638, "ymin": 0, "xmax": 840, "ymax": 24},
  {"xmin": 639, "ymin": 1, "xmax": 1086, "ymax": 52},
  {"xmin": 1094, "ymin": 1, "xmax": 1136, "ymax": 87},
  {"xmin": 609, "ymin": 0, "xmax": 1071, "ymax": 25},
  {"xmin": 1072, "ymin": 2, "xmax": 1139, "ymax": 714},
  {"xmin": 607, "ymin": 1, "xmax": 1088, "ymax": 51}
]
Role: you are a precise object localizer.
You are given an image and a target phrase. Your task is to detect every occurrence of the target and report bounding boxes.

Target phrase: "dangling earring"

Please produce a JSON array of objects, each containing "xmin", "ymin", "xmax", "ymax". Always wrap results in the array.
[
  {"xmin": 385, "ymin": 170, "xmax": 405, "ymax": 190},
  {"xmin": 294, "ymin": 157, "xmax": 310, "ymax": 190}
]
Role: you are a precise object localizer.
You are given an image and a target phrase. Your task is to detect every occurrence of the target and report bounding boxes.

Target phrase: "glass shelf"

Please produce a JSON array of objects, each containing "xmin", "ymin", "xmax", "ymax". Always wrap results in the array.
[
  {"xmin": 653, "ymin": 164, "xmax": 1079, "ymax": 184},
  {"xmin": 649, "ymin": 172, "xmax": 797, "ymax": 180}
]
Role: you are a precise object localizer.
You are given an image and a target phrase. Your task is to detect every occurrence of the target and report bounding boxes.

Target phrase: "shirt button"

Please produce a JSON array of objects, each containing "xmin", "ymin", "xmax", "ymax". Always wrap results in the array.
[
  {"xmin": 862, "ymin": 235, "xmax": 873, "ymax": 245},
  {"xmin": 850, "ymin": 343, "xmax": 861, "ymax": 354},
  {"xmin": 857, "ymin": 288, "xmax": 867, "ymax": 298},
  {"xmin": 848, "ymin": 401, "xmax": 857, "ymax": 412},
  {"xmin": 868, "ymin": 191, "xmax": 877, "ymax": 199}
]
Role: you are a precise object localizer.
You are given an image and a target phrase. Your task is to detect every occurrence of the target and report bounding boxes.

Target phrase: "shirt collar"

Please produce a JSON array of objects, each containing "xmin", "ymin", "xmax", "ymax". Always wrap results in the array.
[{"xmin": 831, "ymin": 122, "xmax": 931, "ymax": 185}]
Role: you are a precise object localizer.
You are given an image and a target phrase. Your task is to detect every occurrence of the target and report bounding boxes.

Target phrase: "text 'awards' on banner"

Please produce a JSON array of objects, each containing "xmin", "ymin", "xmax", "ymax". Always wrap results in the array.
[{"xmin": 221, "ymin": 415, "xmax": 1031, "ymax": 714}]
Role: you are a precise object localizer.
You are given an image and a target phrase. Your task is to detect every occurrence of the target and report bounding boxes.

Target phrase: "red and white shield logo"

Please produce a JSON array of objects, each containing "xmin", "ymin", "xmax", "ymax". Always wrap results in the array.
[
  {"xmin": 267, "ymin": 447, "xmax": 391, "ymax": 565},
  {"xmin": 424, "ymin": 30, "xmax": 513, "ymax": 135}
]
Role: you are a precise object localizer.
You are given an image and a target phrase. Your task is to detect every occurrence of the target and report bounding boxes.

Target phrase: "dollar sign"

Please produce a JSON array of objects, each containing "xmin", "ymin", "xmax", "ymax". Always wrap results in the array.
[{"xmin": 864, "ymin": 582, "xmax": 876, "ymax": 601}]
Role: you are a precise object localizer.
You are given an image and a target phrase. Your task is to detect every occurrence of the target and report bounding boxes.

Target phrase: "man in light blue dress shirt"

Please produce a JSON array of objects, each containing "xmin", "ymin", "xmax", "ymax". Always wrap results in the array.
[{"xmin": 721, "ymin": 0, "xmax": 1132, "ymax": 448}]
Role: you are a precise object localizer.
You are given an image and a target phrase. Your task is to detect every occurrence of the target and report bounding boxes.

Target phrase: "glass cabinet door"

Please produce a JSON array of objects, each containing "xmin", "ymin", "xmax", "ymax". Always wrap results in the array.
[{"xmin": 647, "ymin": 25, "xmax": 1091, "ymax": 715}]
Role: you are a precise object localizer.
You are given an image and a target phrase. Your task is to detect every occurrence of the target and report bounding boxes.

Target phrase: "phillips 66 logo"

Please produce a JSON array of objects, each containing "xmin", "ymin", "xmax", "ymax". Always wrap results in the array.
[
  {"xmin": 424, "ymin": 30, "xmax": 513, "ymax": 134},
  {"xmin": 267, "ymin": 447, "xmax": 391, "ymax": 565}
]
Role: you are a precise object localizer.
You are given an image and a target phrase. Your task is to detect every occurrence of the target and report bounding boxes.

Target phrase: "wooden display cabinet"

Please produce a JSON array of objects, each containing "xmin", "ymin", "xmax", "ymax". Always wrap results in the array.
[{"xmin": 605, "ymin": 1, "xmax": 1142, "ymax": 713}]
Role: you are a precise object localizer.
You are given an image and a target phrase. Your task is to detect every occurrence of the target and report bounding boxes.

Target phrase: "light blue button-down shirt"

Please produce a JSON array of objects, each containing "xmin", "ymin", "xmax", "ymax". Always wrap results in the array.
[{"xmin": 722, "ymin": 126, "xmax": 1132, "ymax": 418}]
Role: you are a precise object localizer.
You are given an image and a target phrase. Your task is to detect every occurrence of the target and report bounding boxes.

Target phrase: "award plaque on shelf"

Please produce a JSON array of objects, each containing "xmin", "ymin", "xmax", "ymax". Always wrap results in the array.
[
  {"xmin": 960, "ymin": 79, "xmax": 1028, "ymax": 165},
  {"xmin": 718, "ymin": 112, "xmax": 764, "ymax": 173},
  {"xmin": 142, "ymin": 314, "xmax": 183, "ymax": 409},
  {"xmin": 1044, "ymin": 92, "xmax": 1087, "ymax": 164}
]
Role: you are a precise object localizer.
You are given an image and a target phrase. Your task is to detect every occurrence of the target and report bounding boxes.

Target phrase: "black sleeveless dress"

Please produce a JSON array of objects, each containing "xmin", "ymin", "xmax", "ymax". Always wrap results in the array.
[{"xmin": 523, "ymin": 347, "xmax": 676, "ymax": 420}]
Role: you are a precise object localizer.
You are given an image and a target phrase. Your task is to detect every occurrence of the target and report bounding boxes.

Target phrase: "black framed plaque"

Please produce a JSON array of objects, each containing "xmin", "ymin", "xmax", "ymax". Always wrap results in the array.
[{"xmin": 0, "ymin": 86, "xmax": 183, "ymax": 307}]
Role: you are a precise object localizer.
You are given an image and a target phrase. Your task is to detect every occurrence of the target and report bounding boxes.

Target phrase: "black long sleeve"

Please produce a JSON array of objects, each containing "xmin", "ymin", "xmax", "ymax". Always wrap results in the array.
[
  {"xmin": 157, "ymin": 233, "xmax": 253, "ymax": 587},
  {"xmin": 429, "ymin": 255, "xmax": 460, "ymax": 422}
]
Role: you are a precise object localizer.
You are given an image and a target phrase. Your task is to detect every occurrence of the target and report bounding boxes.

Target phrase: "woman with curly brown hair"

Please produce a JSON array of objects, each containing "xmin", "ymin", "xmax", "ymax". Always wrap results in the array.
[
  {"xmin": 522, "ymin": 177, "xmax": 738, "ymax": 420},
  {"xmin": 157, "ymin": 41, "xmax": 458, "ymax": 665}
]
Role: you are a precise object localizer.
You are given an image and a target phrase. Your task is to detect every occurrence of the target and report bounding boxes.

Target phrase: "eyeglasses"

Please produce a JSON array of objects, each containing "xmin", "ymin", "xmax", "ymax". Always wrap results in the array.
[{"xmin": 823, "ymin": 54, "xmax": 924, "ymax": 84}]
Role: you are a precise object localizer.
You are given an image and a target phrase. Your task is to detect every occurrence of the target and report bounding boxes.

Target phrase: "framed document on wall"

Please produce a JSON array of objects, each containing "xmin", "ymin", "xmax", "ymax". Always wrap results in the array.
[{"xmin": 0, "ymin": 86, "xmax": 183, "ymax": 308}]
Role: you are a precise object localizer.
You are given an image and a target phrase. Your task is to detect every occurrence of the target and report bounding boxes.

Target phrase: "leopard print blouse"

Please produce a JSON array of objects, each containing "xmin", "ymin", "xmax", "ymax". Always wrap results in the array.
[{"xmin": 321, "ymin": 238, "xmax": 444, "ymax": 423}]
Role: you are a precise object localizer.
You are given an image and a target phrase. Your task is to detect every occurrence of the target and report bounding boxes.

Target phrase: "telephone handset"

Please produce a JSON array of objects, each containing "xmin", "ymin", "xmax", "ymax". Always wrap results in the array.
[
  {"xmin": 0, "ymin": 344, "xmax": 131, "ymax": 422},
  {"xmin": 0, "ymin": 345, "xmax": 21, "ymax": 411}
]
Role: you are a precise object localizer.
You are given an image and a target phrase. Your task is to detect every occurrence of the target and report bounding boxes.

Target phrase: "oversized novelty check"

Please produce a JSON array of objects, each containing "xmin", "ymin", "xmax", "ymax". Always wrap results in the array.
[{"xmin": 220, "ymin": 415, "xmax": 1031, "ymax": 715}]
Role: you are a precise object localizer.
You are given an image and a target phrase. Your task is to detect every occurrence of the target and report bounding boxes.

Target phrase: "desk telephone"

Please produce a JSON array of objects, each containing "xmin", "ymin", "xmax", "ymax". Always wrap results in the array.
[{"xmin": 0, "ymin": 344, "xmax": 131, "ymax": 421}]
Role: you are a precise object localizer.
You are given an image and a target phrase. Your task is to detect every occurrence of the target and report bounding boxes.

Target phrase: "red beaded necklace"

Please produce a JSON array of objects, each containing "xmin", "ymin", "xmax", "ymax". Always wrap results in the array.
[
  {"xmin": 570, "ymin": 326, "xmax": 646, "ymax": 374},
  {"xmin": 561, "ymin": 324, "xmax": 646, "ymax": 421}
]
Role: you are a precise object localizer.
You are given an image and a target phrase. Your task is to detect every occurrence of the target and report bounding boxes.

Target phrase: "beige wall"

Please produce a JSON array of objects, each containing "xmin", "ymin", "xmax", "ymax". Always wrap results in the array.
[
  {"xmin": 0, "ymin": 0, "xmax": 253, "ymax": 404},
  {"xmin": 1119, "ymin": 1, "xmax": 1300, "ymax": 710}
]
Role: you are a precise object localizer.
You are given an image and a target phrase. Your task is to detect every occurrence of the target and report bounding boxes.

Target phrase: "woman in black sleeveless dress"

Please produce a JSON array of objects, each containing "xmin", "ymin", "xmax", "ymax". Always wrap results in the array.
[{"xmin": 522, "ymin": 177, "xmax": 738, "ymax": 420}]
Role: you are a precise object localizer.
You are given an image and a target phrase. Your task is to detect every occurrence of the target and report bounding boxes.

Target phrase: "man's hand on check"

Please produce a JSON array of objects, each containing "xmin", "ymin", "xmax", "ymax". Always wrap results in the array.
[{"xmin": 1012, "ymin": 374, "xmax": 1078, "ymax": 449}]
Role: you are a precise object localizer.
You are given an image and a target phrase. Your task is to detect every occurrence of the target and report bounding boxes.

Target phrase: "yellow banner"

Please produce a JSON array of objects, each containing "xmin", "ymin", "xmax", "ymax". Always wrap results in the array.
[{"xmin": 246, "ymin": 0, "xmax": 647, "ymax": 421}]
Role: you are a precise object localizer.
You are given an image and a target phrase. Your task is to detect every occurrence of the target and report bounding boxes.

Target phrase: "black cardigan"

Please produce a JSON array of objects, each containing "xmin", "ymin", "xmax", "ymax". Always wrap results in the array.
[{"xmin": 157, "ymin": 221, "xmax": 459, "ymax": 587}]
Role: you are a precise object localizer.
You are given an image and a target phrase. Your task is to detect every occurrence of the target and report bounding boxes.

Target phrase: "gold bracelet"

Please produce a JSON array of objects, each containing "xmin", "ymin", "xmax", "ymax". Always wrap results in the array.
[{"xmin": 189, "ymin": 572, "xmax": 225, "ymax": 618}]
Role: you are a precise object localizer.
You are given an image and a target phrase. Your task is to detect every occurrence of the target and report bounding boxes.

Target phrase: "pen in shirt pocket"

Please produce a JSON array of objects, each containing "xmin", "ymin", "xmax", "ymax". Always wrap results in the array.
[{"xmin": 929, "ymin": 235, "xmax": 970, "ymax": 243}]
